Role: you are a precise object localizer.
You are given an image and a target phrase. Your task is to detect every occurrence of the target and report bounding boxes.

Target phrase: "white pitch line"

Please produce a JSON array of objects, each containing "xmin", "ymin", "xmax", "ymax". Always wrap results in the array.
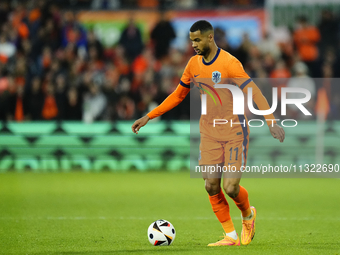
[{"xmin": 0, "ymin": 216, "xmax": 339, "ymax": 221}]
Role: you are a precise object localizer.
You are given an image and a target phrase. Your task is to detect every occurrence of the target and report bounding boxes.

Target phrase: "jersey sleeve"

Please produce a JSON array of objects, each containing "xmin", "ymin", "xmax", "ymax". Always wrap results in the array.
[
  {"xmin": 244, "ymin": 81, "xmax": 277, "ymax": 126},
  {"xmin": 147, "ymin": 84, "xmax": 190, "ymax": 119},
  {"xmin": 229, "ymin": 57, "xmax": 250, "ymax": 79},
  {"xmin": 228, "ymin": 57, "xmax": 252, "ymax": 90},
  {"xmin": 229, "ymin": 57, "xmax": 277, "ymax": 126},
  {"xmin": 147, "ymin": 58, "xmax": 194, "ymax": 119},
  {"xmin": 179, "ymin": 57, "xmax": 193, "ymax": 88}
]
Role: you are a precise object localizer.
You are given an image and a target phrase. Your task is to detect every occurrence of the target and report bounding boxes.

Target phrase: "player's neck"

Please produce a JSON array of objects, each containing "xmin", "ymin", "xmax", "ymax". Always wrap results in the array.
[{"xmin": 203, "ymin": 44, "xmax": 218, "ymax": 63}]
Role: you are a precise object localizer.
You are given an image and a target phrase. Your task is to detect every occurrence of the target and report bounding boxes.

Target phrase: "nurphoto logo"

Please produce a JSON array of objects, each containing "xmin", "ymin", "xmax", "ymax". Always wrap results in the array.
[{"xmin": 197, "ymin": 81, "xmax": 312, "ymax": 128}]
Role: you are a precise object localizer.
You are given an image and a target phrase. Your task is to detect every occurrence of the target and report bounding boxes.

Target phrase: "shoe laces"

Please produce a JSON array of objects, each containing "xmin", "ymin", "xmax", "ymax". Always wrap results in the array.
[
  {"xmin": 212, "ymin": 234, "xmax": 227, "ymax": 244},
  {"xmin": 217, "ymin": 233, "xmax": 227, "ymax": 240},
  {"xmin": 242, "ymin": 220, "xmax": 252, "ymax": 231},
  {"xmin": 221, "ymin": 233, "xmax": 237, "ymax": 241},
  {"xmin": 217, "ymin": 233, "xmax": 232, "ymax": 241}
]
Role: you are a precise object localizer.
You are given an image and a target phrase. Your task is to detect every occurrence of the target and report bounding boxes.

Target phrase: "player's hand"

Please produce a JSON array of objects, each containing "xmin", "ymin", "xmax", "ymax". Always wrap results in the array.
[
  {"xmin": 269, "ymin": 124, "xmax": 285, "ymax": 143},
  {"xmin": 131, "ymin": 115, "xmax": 150, "ymax": 134}
]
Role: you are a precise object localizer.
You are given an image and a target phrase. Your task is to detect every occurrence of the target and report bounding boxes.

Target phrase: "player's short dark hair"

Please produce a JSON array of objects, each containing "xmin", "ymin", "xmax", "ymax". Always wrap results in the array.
[{"xmin": 190, "ymin": 20, "xmax": 213, "ymax": 34}]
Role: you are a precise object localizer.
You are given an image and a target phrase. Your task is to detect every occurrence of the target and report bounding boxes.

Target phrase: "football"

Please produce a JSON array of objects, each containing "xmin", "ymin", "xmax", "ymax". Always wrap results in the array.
[{"xmin": 147, "ymin": 219, "xmax": 176, "ymax": 246}]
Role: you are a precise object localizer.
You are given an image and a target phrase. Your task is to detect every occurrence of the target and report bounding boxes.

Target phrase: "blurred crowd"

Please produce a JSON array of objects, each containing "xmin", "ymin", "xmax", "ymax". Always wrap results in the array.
[
  {"xmin": 0, "ymin": 1, "xmax": 339, "ymax": 123},
  {"xmin": 89, "ymin": 0, "xmax": 265, "ymax": 10}
]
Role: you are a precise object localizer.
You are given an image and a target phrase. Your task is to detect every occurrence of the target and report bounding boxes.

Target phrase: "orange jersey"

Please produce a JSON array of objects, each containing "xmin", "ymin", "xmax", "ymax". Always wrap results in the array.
[
  {"xmin": 181, "ymin": 48, "xmax": 251, "ymax": 141},
  {"xmin": 148, "ymin": 48, "xmax": 276, "ymax": 141}
]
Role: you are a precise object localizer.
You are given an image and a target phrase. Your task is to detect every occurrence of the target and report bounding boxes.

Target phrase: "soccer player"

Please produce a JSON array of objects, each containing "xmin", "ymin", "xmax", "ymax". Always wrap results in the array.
[{"xmin": 131, "ymin": 20, "xmax": 285, "ymax": 246}]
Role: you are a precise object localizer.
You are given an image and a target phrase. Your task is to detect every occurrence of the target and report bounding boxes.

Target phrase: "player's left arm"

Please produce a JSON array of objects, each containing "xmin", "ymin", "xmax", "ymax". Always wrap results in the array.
[
  {"xmin": 243, "ymin": 81, "xmax": 285, "ymax": 142},
  {"xmin": 230, "ymin": 57, "xmax": 285, "ymax": 142}
]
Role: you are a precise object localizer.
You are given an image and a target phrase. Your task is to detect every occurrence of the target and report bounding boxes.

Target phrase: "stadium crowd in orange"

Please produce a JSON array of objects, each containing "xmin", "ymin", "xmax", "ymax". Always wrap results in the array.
[{"xmin": 0, "ymin": 1, "xmax": 339, "ymax": 122}]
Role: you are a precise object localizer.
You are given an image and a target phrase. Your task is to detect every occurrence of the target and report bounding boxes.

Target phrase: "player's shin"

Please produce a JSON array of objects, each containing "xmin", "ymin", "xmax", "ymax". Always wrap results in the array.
[
  {"xmin": 208, "ymin": 188, "xmax": 237, "ymax": 239},
  {"xmin": 231, "ymin": 185, "xmax": 251, "ymax": 218}
]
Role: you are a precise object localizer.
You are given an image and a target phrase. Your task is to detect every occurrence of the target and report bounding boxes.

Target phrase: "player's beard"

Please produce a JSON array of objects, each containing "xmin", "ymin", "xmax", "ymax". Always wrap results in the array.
[{"xmin": 197, "ymin": 44, "xmax": 211, "ymax": 57}]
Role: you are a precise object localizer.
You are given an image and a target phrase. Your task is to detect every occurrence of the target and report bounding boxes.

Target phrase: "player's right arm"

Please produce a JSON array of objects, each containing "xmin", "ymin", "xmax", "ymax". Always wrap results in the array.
[
  {"xmin": 131, "ymin": 58, "xmax": 194, "ymax": 134},
  {"xmin": 131, "ymin": 85, "xmax": 190, "ymax": 134}
]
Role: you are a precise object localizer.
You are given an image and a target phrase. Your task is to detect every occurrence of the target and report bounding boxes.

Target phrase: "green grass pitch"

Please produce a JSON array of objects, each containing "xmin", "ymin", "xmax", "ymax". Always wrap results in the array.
[{"xmin": 0, "ymin": 172, "xmax": 339, "ymax": 255}]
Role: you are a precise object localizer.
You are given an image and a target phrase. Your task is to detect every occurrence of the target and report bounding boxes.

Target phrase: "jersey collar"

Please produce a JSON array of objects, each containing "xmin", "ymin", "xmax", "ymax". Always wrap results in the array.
[{"xmin": 202, "ymin": 48, "xmax": 221, "ymax": 66}]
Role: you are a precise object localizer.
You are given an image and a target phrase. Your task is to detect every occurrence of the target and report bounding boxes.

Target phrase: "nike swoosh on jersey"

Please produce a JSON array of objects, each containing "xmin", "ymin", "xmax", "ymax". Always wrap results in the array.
[
  {"xmin": 228, "ymin": 162, "xmax": 237, "ymax": 165},
  {"xmin": 194, "ymin": 74, "xmax": 200, "ymax": 77}
]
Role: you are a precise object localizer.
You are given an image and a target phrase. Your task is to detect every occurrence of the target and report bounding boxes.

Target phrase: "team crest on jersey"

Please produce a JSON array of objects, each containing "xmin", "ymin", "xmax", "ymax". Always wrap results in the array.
[{"xmin": 212, "ymin": 71, "xmax": 221, "ymax": 84}]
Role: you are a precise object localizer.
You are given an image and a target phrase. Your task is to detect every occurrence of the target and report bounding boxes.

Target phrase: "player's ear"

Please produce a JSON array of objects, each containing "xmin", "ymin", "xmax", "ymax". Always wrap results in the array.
[{"xmin": 208, "ymin": 32, "xmax": 214, "ymax": 42}]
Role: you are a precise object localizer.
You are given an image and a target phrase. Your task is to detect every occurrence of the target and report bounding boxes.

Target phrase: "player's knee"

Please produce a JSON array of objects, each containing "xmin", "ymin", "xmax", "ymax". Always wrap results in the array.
[
  {"xmin": 205, "ymin": 180, "xmax": 220, "ymax": 196},
  {"xmin": 223, "ymin": 184, "xmax": 239, "ymax": 198}
]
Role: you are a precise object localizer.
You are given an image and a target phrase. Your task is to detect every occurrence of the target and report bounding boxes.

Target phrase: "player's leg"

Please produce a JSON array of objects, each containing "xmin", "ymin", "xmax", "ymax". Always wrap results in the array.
[
  {"xmin": 203, "ymin": 166, "xmax": 234, "ymax": 235},
  {"xmin": 203, "ymin": 172, "xmax": 240, "ymax": 246},
  {"xmin": 223, "ymin": 138, "xmax": 256, "ymax": 245},
  {"xmin": 199, "ymin": 135, "xmax": 240, "ymax": 246},
  {"xmin": 223, "ymin": 178, "xmax": 250, "ymax": 216}
]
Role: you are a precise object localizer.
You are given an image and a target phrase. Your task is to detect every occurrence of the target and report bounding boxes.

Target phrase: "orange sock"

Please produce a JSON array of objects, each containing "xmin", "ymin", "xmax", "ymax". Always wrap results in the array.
[
  {"xmin": 209, "ymin": 189, "xmax": 235, "ymax": 233},
  {"xmin": 231, "ymin": 185, "xmax": 251, "ymax": 217},
  {"xmin": 221, "ymin": 220, "xmax": 235, "ymax": 234}
]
